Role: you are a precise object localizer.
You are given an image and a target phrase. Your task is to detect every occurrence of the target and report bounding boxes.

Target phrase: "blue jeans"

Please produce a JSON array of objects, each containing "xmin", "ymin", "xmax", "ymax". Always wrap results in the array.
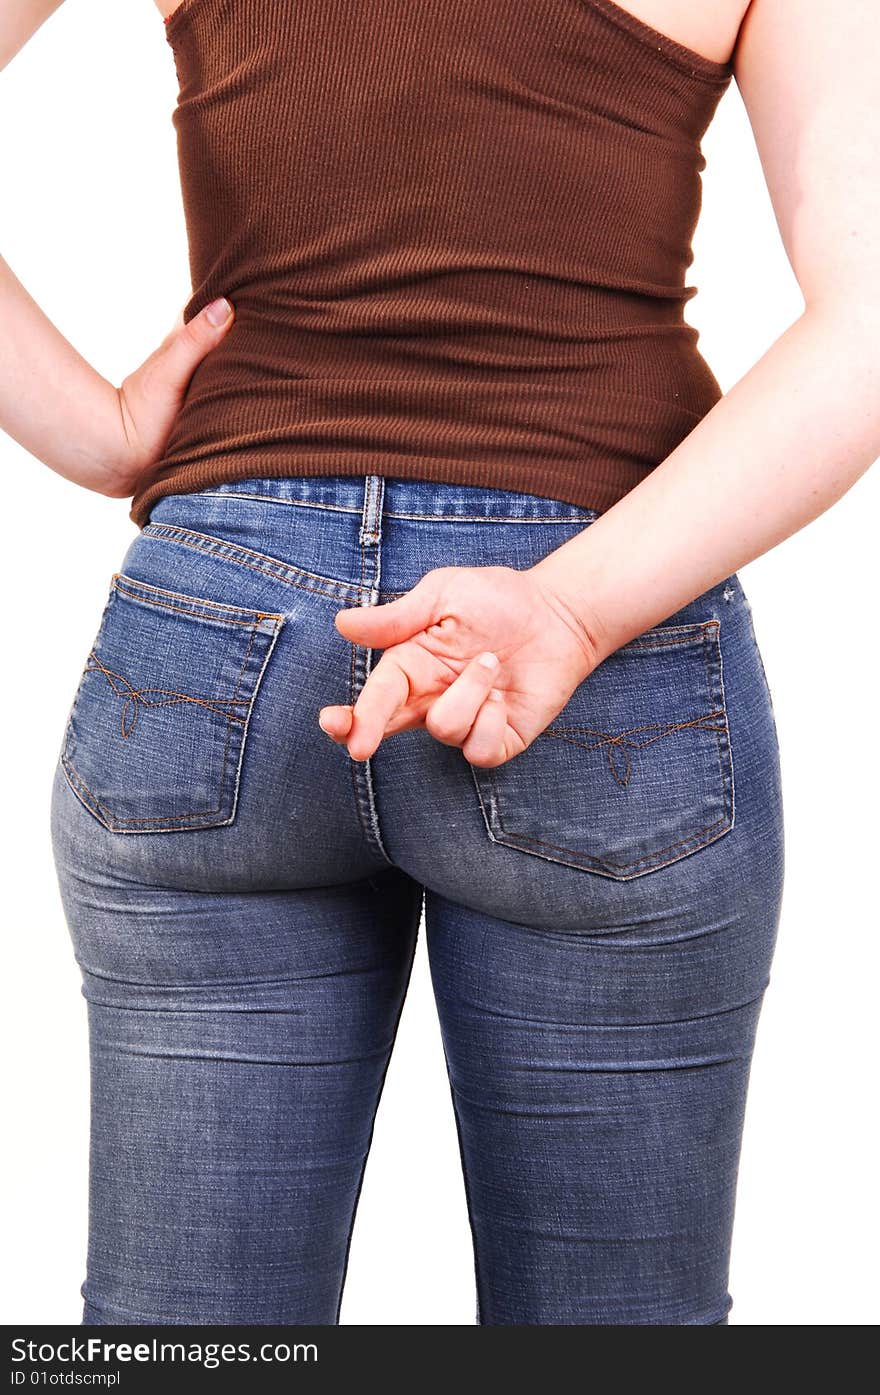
[{"xmin": 50, "ymin": 474, "xmax": 785, "ymax": 1325}]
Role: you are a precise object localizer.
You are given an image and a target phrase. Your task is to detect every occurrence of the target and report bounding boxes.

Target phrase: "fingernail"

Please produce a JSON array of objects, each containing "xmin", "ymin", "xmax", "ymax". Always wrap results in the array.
[
  {"xmin": 488, "ymin": 687, "xmax": 504, "ymax": 702},
  {"xmin": 477, "ymin": 651, "xmax": 498, "ymax": 671},
  {"xmin": 205, "ymin": 296, "xmax": 232, "ymax": 326},
  {"xmin": 318, "ymin": 710, "xmax": 332, "ymax": 733}
]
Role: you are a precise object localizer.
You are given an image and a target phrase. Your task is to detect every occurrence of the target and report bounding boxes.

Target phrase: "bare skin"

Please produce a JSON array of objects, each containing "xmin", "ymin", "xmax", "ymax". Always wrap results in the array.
[{"xmin": 2, "ymin": 2, "xmax": 878, "ymax": 769}]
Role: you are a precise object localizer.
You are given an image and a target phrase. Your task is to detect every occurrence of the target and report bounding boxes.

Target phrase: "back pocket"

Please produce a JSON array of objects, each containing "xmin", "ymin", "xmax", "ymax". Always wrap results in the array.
[
  {"xmin": 470, "ymin": 619, "xmax": 734, "ymax": 880},
  {"xmin": 60, "ymin": 574, "xmax": 284, "ymax": 833}
]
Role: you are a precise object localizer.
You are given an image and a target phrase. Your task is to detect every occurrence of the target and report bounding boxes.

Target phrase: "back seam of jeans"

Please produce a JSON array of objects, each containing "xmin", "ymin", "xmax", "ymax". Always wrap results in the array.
[{"xmin": 348, "ymin": 478, "xmax": 394, "ymax": 866}]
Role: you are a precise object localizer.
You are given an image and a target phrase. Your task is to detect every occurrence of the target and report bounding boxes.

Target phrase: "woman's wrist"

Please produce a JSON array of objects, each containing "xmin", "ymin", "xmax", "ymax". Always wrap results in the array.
[
  {"xmin": 27, "ymin": 374, "xmax": 144, "ymax": 497},
  {"xmin": 529, "ymin": 301, "xmax": 880, "ymax": 668},
  {"xmin": 528, "ymin": 466, "xmax": 743, "ymax": 663},
  {"xmin": 1, "ymin": 243, "xmax": 236, "ymax": 499},
  {"xmin": 528, "ymin": 549, "xmax": 615, "ymax": 674},
  {"xmin": 527, "ymin": 535, "xmax": 621, "ymax": 672},
  {"xmin": 79, "ymin": 380, "xmax": 155, "ymax": 497}
]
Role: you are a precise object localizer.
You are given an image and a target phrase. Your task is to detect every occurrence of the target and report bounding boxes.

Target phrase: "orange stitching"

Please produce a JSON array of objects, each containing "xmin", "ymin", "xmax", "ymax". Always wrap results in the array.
[
  {"xmin": 544, "ymin": 710, "xmax": 727, "ymax": 786},
  {"xmin": 213, "ymin": 623, "xmax": 259, "ymax": 822},
  {"xmin": 66, "ymin": 616, "xmax": 273, "ymax": 827},
  {"xmin": 477, "ymin": 621, "xmax": 734, "ymax": 874},
  {"xmin": 111, "ymin": 573, "xmax": 283, "ymax": 626},
  {"xmin": 624, "ymin": 631, "xmax": 718, "ymax": 651},
  {"xmin": 114, "ymin": 581, "xmax": 281, "ymax": 629},
  {"xmin": 84, "ymin": 653, "xmax": 251, "ymax": 740},
  {"xmin": 142, "ymin": 523, "xmax": 362, "ymax": 602},
  {"xmin": 488, "ymin": 809, "xmax": 730, "ymax": 872},
  {"xmin": 61, "ymin": 754, "xmax": 233, "ymax": 831}
]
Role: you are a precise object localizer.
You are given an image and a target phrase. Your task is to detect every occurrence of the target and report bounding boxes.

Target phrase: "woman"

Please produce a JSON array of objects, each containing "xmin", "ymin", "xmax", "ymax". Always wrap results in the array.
[{"xmin": 1, "ymin": 0, "xmax": 876, "ymax": 1326}]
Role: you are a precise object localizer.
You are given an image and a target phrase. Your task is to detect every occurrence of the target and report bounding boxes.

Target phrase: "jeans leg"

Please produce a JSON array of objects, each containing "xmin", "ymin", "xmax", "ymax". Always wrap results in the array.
[
  {"xmin": 56, "ymin": 843, "xmax": 421, "ymax": 1325},
  {"xmin": 425, "ymin": 887, "xmax": 768, "ymax": 1326}
]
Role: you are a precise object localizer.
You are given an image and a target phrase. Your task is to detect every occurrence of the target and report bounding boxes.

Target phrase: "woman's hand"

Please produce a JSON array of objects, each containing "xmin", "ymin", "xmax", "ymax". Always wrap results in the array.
[
  {"xmin": 318, "ymin": 565, "xmax": 604, "ymax": 767},
  {"xmin": 90, "ymin": 297, "xmax": 236, "ymax": 498},
  {"xmin": 1, "ymin": 7, "xmax": 239, "ymax": 499},
  {"xmin": 0, "ymin": 237, "xmax": 237, "ymax": 501}
]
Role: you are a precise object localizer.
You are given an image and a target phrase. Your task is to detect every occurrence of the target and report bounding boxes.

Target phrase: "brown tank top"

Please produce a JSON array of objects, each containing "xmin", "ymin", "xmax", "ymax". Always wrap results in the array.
[{"xmin": 130, "ymin": 0, "xmax": 733, "ymax": 527}]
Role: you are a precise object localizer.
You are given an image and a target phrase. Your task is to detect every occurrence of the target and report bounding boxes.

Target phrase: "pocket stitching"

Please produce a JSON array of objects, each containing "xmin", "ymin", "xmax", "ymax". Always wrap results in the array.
[
  {"xmin": 112, "ymin": 573, "xmax": 283, "ymax": 626},
  {"xmin": 485, "ymin": 783, "xmax": 730, "ymax": 872},
  {"xmin": 542, "ymin": 705, "xmax": 728, "ymax": 788},
  {"xmin": 142, "ymin": 522, "xmax": 367, "ymax": 604},
  {"xmin": 60, "ymin": 579, "xmax": 285, "ymax": 833},
  {"xmin": 80, "ymin": 650, "xmax": 254, "ymax": 740},
  {"xmin": 472, "ymin": 619, "xmax": 734, "ymax": 877},
  {"xmin": 62, "ymin": 621, "xmax": 260, "ymax": 825}
]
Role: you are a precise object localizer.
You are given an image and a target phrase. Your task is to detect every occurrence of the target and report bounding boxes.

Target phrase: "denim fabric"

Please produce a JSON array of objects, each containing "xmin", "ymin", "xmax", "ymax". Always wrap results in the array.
[{"xmin": 50, "ymin": 473, "xmax": 785, "ymax": 1326}]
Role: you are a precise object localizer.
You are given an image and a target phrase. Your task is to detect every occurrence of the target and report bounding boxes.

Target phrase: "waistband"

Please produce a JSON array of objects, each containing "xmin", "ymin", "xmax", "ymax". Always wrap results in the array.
[{"xmin": 190, "ymin": 475, "xmax": 603, "ymax": 523}]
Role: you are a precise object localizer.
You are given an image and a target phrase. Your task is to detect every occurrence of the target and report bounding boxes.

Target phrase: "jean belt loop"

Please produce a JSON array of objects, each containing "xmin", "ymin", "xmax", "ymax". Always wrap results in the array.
[
  {"xmin": 357, "ymin": 475, "xmax": 386, "ymax": 603},
  {"xmin": 359, "ymin": 474, "xmax": 386, "ymax": 550}
]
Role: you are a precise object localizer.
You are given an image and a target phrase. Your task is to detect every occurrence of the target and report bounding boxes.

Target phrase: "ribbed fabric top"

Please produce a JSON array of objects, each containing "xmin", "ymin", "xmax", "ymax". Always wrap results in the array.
[{"xmin": 131, "ymin": 0, "xmax": 733, "ymax": 527}]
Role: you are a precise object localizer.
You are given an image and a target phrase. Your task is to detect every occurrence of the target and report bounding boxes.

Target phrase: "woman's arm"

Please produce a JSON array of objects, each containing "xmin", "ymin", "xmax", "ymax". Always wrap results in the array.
[
  {"xmin": 530, "ymin": 0, "xmax": 880, "ymax": 665},
  {"xmin": 321, "ymin": 0, "xmax": 879, "ymax": 766},
  {"xmin": 0, "ymin": 0, "xmax": 235, "ymax": 497}
]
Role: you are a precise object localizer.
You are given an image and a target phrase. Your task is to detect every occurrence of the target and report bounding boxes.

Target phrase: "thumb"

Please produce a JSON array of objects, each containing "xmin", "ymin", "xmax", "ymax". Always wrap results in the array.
[
  {"xmin": 154, "ymin": 297, "xmax": 235, "ymax": 394},
  {"xmin": 335, "ymin": 569, "xmax": 446, "ymax": 647},
  {"xmin": 127, "ymin": 298, "xmax": 235, "ymax": 418},
  {"xmin": 111, "ymin": 297, "xmax": 235, "ymax": 470}
]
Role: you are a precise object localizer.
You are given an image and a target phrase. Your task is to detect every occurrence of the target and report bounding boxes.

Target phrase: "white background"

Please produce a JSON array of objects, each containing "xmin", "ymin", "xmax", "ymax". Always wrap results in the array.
[{"xmin": 1, "ymin": 1, "xmax": 877, "ymax": 1326}]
